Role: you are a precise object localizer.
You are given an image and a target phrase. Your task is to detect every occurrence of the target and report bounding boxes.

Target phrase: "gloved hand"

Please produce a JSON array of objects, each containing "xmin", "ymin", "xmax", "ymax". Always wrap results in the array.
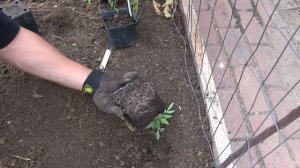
[{"xmin": 82, "ymin": 70, "xmax": 138, "ymax": 119}]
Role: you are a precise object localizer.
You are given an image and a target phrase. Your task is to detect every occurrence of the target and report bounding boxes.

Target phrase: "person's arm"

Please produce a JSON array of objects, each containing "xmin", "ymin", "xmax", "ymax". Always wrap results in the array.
[
  {"xmin": 0, "ymin": 27, "xmax": 91, "ymax": 91},
  {"xmin": 0, "ymin": 11, "xmax": 137, "ymax": 119}
]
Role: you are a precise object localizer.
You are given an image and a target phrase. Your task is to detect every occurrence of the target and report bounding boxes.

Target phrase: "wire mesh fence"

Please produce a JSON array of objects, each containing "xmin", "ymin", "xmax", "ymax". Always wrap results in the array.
[{"xmin": 174, "ymin": 0, "xmax": 300, "ymax": 167}]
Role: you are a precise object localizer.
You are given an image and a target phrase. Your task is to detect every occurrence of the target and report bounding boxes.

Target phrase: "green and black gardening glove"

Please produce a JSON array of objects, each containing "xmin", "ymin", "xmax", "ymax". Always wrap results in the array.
[{"xmin": 82, "ymin": 69, "xmax": 138, "ymax": 119}]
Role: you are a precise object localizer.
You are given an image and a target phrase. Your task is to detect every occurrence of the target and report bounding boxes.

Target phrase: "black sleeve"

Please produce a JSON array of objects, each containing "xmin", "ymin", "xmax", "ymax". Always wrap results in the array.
[{"xmin": 0, "ymin": 11, "xmax": 20, "ymax": 49}]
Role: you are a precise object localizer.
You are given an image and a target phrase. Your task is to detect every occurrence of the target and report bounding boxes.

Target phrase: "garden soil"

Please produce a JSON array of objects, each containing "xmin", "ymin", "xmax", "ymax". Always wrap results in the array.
[{"xmin": 0, "ymin": 0, "xmax": 213, "ymax": 167}]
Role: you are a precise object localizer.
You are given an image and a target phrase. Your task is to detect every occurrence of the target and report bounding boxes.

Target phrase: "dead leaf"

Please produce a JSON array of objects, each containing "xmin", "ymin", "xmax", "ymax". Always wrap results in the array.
[
  {"xmin": 163, "ymin": 4, "xmax": 172, "ymax": 18},
  {"xmin": 162, "ymin": 0, "xmax": 174, "ymax": 18},
  {"xmin": 32, "ymin": 92, "xmax": 44, "ymax": 99},
  {"xmin": 162, "ymin": 0, "xmax": 174, "ymax": 7},
  {"xmin": 153, "ymin": 0, "xmax": 162, "ymax": 15}
]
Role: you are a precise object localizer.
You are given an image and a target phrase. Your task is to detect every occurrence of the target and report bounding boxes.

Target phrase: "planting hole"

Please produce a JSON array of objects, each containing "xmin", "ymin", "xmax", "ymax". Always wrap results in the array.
[{"xmin": 15, "ymin": 1, "xmax": 19, "ymax": 4}]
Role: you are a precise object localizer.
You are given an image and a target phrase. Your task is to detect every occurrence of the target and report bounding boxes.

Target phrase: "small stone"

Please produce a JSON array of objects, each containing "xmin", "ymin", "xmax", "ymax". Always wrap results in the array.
[
  {"xmin": 120, "ymin": 160, "xmax": 125, "ymax": 167},
  {"xmin": 144, "ymin": 162, "xmax": 153, "ymax": 167},
  {"xmin": 33, "ymin": 92, "xmax": 44, "ymax": 99},
  {"xmin": 10, "ymin": 161, "xmax": 16, "ymax": 167},
  {"xmin": 0, "ymin": 138, "xmax": 5, "ymax": 145},
  {"xmin": 70, "ymin": 108, "xmax": 76, "ymax": 113},
  {"xmin": 92, "ymin": 160, "xmax": 98, "ymax": 165},
  {"xmin": 18, "ymin": 139, "xmax": 24, "ymax": 143},
  {"xmin": 7, "ymin": 121, "xmax": 12, "ymax": 125},
  {"xmin": 197, "ymin": 151, "xmax": 203, "ymax": 156},
  {"xmin": 218, "ymin": 63, "xmax": 225, "ymax": 69},
  {"xmin": 129, "ymin": 143, "xmax": 133, "ymax": 148},
  {"xmin": 135, "ymin": 152, "xmax": 142, "ymax": 160},
  {"xmin": 94, "ymin": 57, "xmax": 102, "ymax": 62},
  {"xmin": 54, "ymin": 5, "xmax": 58, "ymax": 8},
  {"xmin": 114, "ymin": 155, "xmax": 120, "ymax": 161},
  {"xmin": 99, "ymin": 23, "xmax": 105, "ymax": 28}
]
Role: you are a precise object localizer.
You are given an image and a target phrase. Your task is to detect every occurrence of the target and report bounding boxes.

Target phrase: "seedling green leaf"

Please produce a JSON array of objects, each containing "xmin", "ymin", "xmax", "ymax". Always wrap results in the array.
[
  {"xmin": 108, "ymin": 0, "xmax": 119, "ymax": 15},
  {"xmin": 154, "ymin": 119, "xmax": 161, "ymax": 129},
  {"xmin": 167, "ymin": 102, "xmax": 174, "ymax": 111},
  {"xmin": 164, "ymin": 110, "xmax": 175, "ymax": 114},
  {"xmin": 155, "ymin": 130, "xmax": 160, "ymax": 140},
  {"xmin": 145, "ymin": 121, "xmax": 155, "ymax": 129},
  {"xmin": 162, "ymin": 114, "xmax": 172, "ymax": 119},
  {"xmin": 145, "ymin": 102, "xmax": 175, "ymax": 140},
  {"xmin": 84, "ymin": 0, "xmax": 91, "ymax": 5},
  {"xmin": 130, "ymin": 0, "xmax": 139, "ymax": 15},
  {"xmin": 159, "ymin": 118, "xmax": 169, "ymax": 125}
]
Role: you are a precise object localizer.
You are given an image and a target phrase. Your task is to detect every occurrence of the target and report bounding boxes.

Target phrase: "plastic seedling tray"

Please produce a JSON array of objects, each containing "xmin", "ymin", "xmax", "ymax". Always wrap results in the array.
[
  {"xmin": 0, "ymin": 0, "xmax": 40, "ymax": 33},
  {"xmin": 101, "ymin": 8, "xmax": 138, "ymax": 49}
]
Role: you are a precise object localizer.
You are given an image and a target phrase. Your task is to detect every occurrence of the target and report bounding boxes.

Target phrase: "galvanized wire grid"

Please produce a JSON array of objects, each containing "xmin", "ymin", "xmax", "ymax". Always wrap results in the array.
[{"xmin": 173, "ymin": 0, "xmax": 300, "ymax": 167}]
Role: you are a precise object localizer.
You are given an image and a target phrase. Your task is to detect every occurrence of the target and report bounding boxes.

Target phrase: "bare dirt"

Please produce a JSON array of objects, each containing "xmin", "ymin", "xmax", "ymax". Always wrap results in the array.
[{"xmin": 0, "ymin": 0, "xmax": 213, "ymax": 167}]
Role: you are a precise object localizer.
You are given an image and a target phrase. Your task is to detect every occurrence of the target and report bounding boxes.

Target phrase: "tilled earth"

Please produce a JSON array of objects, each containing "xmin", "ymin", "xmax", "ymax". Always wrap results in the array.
[{"xmin": 0, "ymin": 0, "xmax": 213, "ymax": 167}]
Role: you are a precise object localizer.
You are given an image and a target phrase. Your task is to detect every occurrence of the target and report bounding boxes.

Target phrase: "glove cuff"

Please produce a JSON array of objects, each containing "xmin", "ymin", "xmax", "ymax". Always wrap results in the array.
[{"xmin": 82, "ymin": 69, "xmax": 103, "ymax": 96}]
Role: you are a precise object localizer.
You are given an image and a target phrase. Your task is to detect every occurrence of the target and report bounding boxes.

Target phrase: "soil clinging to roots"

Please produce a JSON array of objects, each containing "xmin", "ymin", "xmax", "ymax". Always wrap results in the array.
[{"xmin": 114, "ymin": 81, "xmax": 165, "ymax": 129}]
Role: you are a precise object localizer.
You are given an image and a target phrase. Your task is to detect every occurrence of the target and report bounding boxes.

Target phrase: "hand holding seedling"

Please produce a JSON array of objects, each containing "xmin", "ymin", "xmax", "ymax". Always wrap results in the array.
[{"xmin": 90, "ymin": 71, "xmax": 138, "ymax": 118}]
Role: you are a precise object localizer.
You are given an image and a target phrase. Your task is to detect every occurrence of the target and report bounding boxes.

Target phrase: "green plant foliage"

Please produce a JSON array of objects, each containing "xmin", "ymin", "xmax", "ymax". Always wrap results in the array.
[
  {"xmin": 84, "ymin": 0, "xmax": 91, "ymax": 5},
  {"xmin": 84, "ymin": 0, "xmax": 138, "ymax": 17},
  {"xmin": 107, "ymin": 0, "xmax": 119, "ymax": 15},
  {"xmin": 108, "ymin": 0, "xmax": 117, "ymax": 8},
  {"xmin": 130, "ymin": 0, "xmax": 139, "ymax": 15},
  {"xmin": 145, "ymin": 103, "xmax": 175, "ymax": 140}
]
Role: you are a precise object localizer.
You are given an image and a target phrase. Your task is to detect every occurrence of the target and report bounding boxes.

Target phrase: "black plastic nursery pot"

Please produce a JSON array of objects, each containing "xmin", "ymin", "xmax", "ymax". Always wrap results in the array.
[
  {"xmin": 0, "ymin": 0, "xmax": 39, "ymax": 33},
  {"xmin": 101, "ymin": 8, "xmax": 138, "ymax": 49}
]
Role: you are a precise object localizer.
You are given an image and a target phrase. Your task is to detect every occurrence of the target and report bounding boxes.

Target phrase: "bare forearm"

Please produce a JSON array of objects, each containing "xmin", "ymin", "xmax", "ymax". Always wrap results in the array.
[{"xmin": 0, "ymin": 27, "xmax": 91, "ymax": 91}]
